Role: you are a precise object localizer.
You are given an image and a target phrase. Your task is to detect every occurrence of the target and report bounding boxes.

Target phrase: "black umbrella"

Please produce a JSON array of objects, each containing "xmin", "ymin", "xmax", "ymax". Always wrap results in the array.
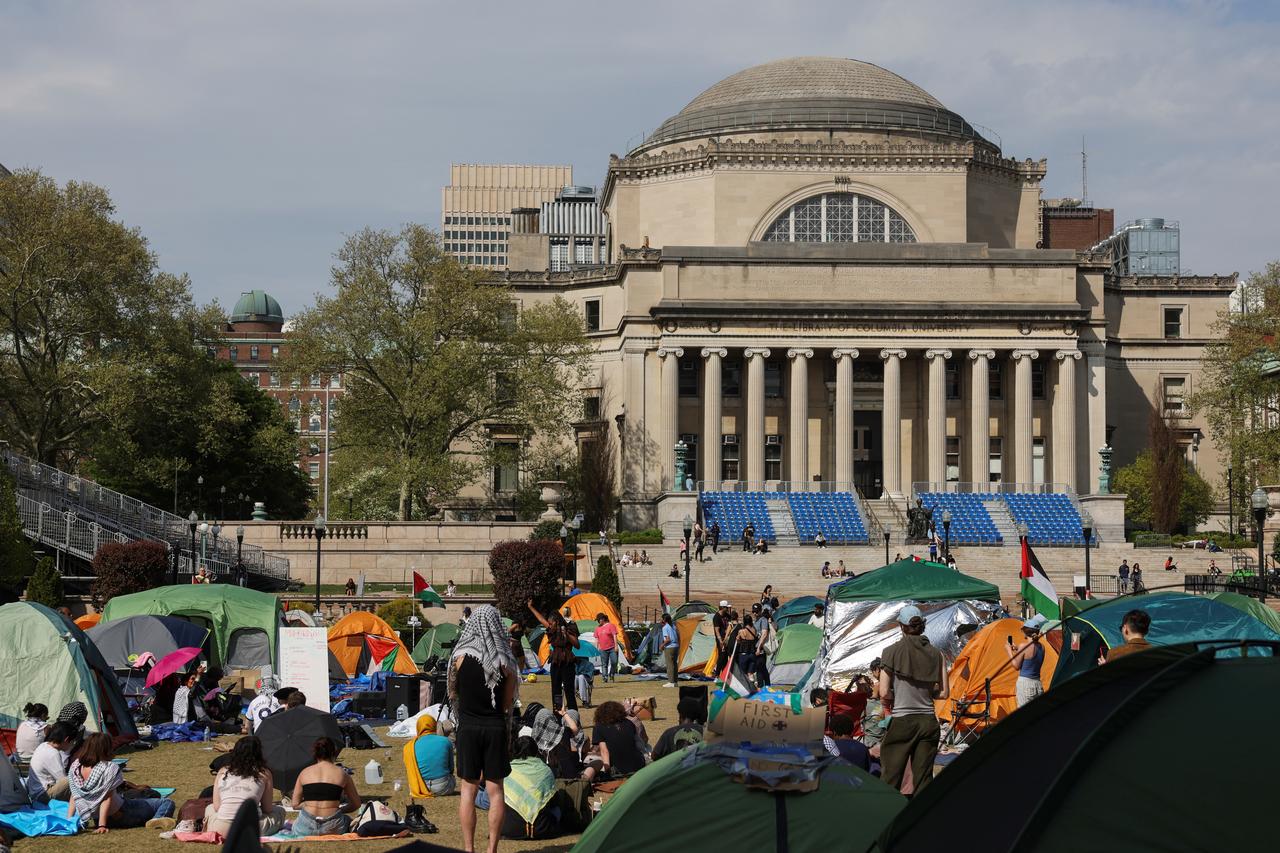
[{"xmin": 256, "ymin": 706, "xmax": 343, "ymax": 793}]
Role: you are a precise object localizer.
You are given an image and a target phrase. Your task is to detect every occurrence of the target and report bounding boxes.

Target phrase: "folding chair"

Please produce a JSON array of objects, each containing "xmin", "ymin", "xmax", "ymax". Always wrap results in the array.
[{"xmin": 943, "ymin": 677, "xmax": 992, "ymax": 748}]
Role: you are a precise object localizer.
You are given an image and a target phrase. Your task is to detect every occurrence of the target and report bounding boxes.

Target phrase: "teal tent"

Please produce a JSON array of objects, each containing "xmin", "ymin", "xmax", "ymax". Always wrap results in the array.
[
  {"xmin": 1051, "ymin": 591, "xmax": 1280, "ymax": 685},
  {"xmin": 1206, "ymin": 591, "xmax": 1280, "ymax": 635},
  {"xmin": 827, "ymin": 559, "xmax": 1000, "ymax": 603},
  {"xmin": 873, "ymin": 643, "xmax": 1280, "ymax": 852},
  {"xmin": 773, "ymin": 595, "xmax": 824, "ymax": 628},
  {"xmin": 768, "ymin": 623, "xmax": 822, "ymax": 685},
  {"xmin": 575, "ymin": 743, "xmax": 905, "ymax": 852}
]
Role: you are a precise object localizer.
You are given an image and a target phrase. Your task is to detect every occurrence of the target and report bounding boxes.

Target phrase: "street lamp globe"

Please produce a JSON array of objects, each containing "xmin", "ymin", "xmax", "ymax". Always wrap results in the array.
[
  {"xmin": 682, "ymin": 514, "xmax": 693, "ymax": 538},
  {"xmin": 559, "ymin": 524, "xmax": 568, "ymax": 539},
  {"xmin": 1252, "ymin": 488, "xmax": 1268, "ymax": 513},
  {"xmin": 198, "ymin": 522, "xmax": 209, "ymax": 535},
  {"xmin": 941, "ymin": 509, "xmax": 952, "ymax": 526},
  {"xmin": 188, "ymin": 511, "xmax": 198, "ymax": 527},
  {"xmin": 1080, "ymin": 509, "xmax": 1094, "ymax": 535},
  {"xmin": 236, "ymin": 525, "xmax": 245, "ymax": 541},
  {"xmin": 314, "ymin": 513, "xmax": 326, "ymax": 533}
]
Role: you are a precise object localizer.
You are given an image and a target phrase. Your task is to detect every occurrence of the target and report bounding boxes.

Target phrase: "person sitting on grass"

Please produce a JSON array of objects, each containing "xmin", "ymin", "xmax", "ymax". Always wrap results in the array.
[
  {"xmin": 478, "ymin": 736, "xmax": 564, "ymax": 841},
  {"xmin": 651, "ymin": 698, "xmax": 705, "ymax": 761},
  {"xmin": 205, "ymin": 736, "xmax": 285, "ymax": 836},
  {"xmin": 15, "ymin": 703, "xmax": 49, "ymax": 760},
  {"xmin": 67, "ymin": 733, "xmax": 175, "ymax": 832},
  {"xmin": 24, "ymin": 722, "xmax": 77, "ymax": 805},
  {"xmin": 405, "ymin": 714, "xmax": 456, "ymax": 798},
  {"xmin": 823, "ymin": 714, "xmax": 871, "ymax": 771},
  {"xmin": 290, "ymin": 737, "xmax": 361, "ymax": 836},
  {"xmin": 584, "ymin": 701, "xmax": 647, "ymax": 779}
]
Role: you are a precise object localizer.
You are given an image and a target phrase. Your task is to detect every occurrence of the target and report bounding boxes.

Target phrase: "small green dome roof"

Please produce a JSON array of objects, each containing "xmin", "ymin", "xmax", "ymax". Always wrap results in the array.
[{"xmin": 230, "ymin": 290, "xmax": 283, "ymax": 324}]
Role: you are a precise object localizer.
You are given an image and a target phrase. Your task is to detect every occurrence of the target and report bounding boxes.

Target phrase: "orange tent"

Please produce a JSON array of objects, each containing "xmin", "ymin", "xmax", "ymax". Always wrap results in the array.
[
  {"xmin": 327, "ymin": 611, "xmax": 417, "ymax": 677},
  {"xmin": 556, "ymin": 592, "xmax": 630, "ymax": 656},
  {"xmin": 936, "ymin": 617, "xmax": 1060, "ymax": 733},
  {"xmin": 75, "ymin": 613, "xmax": 102, "ymax": 630}
]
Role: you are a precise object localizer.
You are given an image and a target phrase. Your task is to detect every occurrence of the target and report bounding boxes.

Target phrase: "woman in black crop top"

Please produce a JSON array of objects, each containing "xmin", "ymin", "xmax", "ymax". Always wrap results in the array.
[{"xmin": 290, "ymin": 737, "xmax": 360, "ymax": 837}]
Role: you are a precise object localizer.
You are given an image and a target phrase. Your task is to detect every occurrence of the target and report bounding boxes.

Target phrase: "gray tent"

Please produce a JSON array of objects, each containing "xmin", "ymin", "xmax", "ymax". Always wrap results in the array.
[
  {"xmin": 86, "ymin": 615, "xmax": 211, "ymax": 671},
  {"xmin": 0, "ymin": 749, "xmax": 28, "ymax": 812}
]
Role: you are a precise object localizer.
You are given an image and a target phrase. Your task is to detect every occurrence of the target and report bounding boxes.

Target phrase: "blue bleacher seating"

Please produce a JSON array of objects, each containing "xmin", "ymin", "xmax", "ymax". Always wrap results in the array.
[
  {"xmin": 700, "ymin": 492, "xmax": 776, "ymax": 544},
  {"xmin": 1003, "ymin": 492, "xmax": 1096, "ymax": 546},
  {"xmin": 788, "ymin": 492, "xmax": 869, "ymax": 545},
  {"xmin": 917, "ymin": 493, "xmax": 1002, "ymax": 546}
]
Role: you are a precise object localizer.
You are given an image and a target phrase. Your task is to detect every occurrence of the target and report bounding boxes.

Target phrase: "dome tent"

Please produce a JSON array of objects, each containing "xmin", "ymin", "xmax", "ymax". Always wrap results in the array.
[
  {"xmin": 934, "ymin": 617, "xmax": 1060, "ymax": 736},
  {"xmin": 773, "ymin": 595, "xmax": 824, "ymax": 628},
  {"xmin": 0, "ymin": 601, "xmax": 138, "ymax": 739},
  {"xmin": 410, "ymin": 622, "xmax": 460, "ymax": 666},
  {"xmin": 768, "ymin": 623, "xmax": 823, "ymax": 686},
  {"xmin": 86, "ymin": 615, "xmax": 211, "ymax": 672},
  {"xmin": 327, "ymin": 611, "xmax": 417, "ymax": 677}
]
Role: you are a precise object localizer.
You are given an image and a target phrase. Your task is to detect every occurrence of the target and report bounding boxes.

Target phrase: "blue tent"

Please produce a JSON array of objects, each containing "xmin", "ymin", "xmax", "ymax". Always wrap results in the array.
[{"xmin": 1051, "ymin": 591, "xmax": 1280, "ymax": 685}]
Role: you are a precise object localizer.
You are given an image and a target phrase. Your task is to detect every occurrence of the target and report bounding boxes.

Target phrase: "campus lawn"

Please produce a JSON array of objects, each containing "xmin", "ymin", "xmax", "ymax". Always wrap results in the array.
[{"xmin": 26, "ymin": 675, "xmax": 668, "ymax": 853}]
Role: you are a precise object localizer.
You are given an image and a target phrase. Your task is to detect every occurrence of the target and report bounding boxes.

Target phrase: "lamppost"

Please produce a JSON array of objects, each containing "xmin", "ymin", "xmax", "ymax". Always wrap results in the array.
[
  {"xmin": 219, "ymin": 485, "xmax": 226, "ymax": 519},
  {"xmin": 187, "ymin": 511, "xmax": 198, "ymax": 582},
  {"xmin": 941, "ymin": 509, "xmax": 952, "ymax": 563},
  {"xmin": 569, "ymin": 512, "xmax": 583, "ymax": 589},
  {"xmin": 197, "ymin": 475, "xmax": 204, "ymax": 515},
  {"xmin": 235, "ymin": 525, "xmax": 245, "ymax": 587},
  {"xmin": 1227, "ymin": 467, "xmax": 1234, "ymax": 539},
  {"xmin": 198, "ymin": 521, "xmax": 209, "ymax": 568},
  {"xmin": 1080, "ymin": 509, "xmax": 1094, "ymax": 596},
  {"xmin": 170, "ymin": 542, "xmax": 179, "ymax": 586},
  {"xmin": 1017, "ymin": 523, "xmax": 1030, "ymax": 617},
  {"xmin": 1252, "ymin": 488, "xmax": 1268, "ymax": 602},
  {"xmin": 682, "ymin": 513, "xmax": 693, "ymax": 603},
  {"xmin": 560, "ymin": 523, "xmax": 569, "ymax": 596},
  {"xmin": 883, "ymin": 525, "xmax": 891, "ymax": 565},
  {"xmin": 314, "ymin": 513, "xmax": 326, "ymax": 611},
  {"xmin": 211, "ymin": 523, "xmax": 222, "ymax": 577}
]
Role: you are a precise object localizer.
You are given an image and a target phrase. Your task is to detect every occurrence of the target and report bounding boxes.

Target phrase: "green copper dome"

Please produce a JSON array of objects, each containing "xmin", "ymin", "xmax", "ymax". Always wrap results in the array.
[{"xmin": 230, "ymin": 290, "xmax": 284, "ymax": 324}]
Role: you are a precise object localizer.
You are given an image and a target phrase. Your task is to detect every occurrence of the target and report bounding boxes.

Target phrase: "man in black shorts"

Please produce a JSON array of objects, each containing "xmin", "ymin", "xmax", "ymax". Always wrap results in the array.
[{"xmin": 449, "ymin": 604, "xmax": 517, "ymax": 853}]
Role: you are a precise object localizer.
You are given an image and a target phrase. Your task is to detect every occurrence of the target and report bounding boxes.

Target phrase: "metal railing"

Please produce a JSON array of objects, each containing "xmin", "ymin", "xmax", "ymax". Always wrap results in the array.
[
  {"xmin": 912, "ymin": 481, "xmax": 1072, "ymax": 496},
  {"xmin": 3, "ymin": 446, "xmax": 289, "ymax": 582}
]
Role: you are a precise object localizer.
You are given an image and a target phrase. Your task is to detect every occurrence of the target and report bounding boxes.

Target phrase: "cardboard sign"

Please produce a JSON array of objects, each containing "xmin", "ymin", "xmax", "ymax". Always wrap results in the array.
[
  {"xmin": 708, "ymin": 697, "xmax": 824, "ymax": 745},
  {"xmin": 279, "ymin": 627, "xmax": 331, "ymax": 713}
]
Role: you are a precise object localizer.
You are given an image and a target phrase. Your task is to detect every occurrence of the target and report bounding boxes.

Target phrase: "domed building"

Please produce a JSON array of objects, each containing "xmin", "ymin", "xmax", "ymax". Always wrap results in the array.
[{"xmin": 476, "ymin": 58, "xmax": 1234, "ymax": 536}]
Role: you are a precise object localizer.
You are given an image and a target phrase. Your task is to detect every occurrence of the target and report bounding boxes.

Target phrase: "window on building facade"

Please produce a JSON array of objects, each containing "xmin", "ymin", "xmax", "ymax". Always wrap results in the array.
[
  {"xmin": 1032, "ymin": 361, "xmax": 1046, "ymax": 400},
  {"xmin": 309, "ymin": 415, "xmax": 322, "ymax": 432},
  {"xmin": 582, "ymin": 396, "xmax": 600, "ymax": 420},
  {"xmin": 309, "ymin": 373, "xmax": 320, "ymax": 388},
  {"xmin": 206, "ymin": 346, "xmax": 217, "ymax": 358},
  {"xmin": 988, "ymin": 437, "xmax": 1003, "ymax": 483},
  {"xmin": 308, "ymin": 443, "xmax": 320, "ymax": 456},
  {"xmin": 1163, "ymin": 377, "xmax": 1187, "ymax": 414},
  {"xmin": 308, "ymin": 462, "xmax": 320, "ymax": 480},
  {"xmin": 765, "ymin": 362, "xmax": 782, "ymax": 398},
  {"xmin": 584, "ymin": 299, "xmax": 601, "ymax": 332},
  {"xmin": 1163, "ymin": 307, "xmax": 1184, "ymax": 339},
  {"xmin": 288, "ymin": 396, "xmax": 301, "ymax": 414},
  {"xmin": 492, "ymin": 441, "xmax": 518, "ymax": 493},
  {"xmin": 946, "ymin": 436, "xmax": 961, "ymax": 482},
  {"xmin": 229, "ymin": 346, "xmax": 238, "ymax": 361},
  {"xmin": 989, "ymin": 362, "xmax": 1003, "ymax": 400},
  {"xmin": 764, "ymin": 436, "xmax": 782, "ymax": 481},
  {"xmin": 680, "ymin": 434, "xmax": 699, "ymax": 485},
  {"xmin": 271, "ymin": 345, "xmax": 280, "ymax": 359},
  {"xmin": 329, "ymin": 374, "xmax": 341, "ymax": 389},
  {"xmin": 246, "ymin": 372, "xmax": 260, "ymax": 387},
  {"xmin": 269, "ymin": 372, "xmax": 280, "ymax": 387},
  {"xmin": 550, "ymin": 238, "xmax": 569, "ymax": 272},
  {"xmin": 721, "ymin": 437, "xmax": 739, "ymax": 481},
  {"xmin": 249, "ymin": 345, "xmax": 259, "ymax": 361},
  {"xmin": 679, "ymin": 357, "xmax": 699, "ymax": 397},
  {"xmin": 494, "ymin": 371, "xmax": 515, "ymax": 404},
  {"xmin": 723, "ymin": 360, "xmax": 742, "ymax": 397},
  {"xmin": 574, "ymin": 239, "xmax": 594, "ymax": 265},
  {"xmin": 1031, "ymin": 437, "xmax": 1046, "ymax": 485},
  {"xmin": 945, "ymin": 362, "xmax": 961, "ymax": 400},
  {"xmin": 762, "ymin": 192, "xmax": 917, "ymax": 243}
]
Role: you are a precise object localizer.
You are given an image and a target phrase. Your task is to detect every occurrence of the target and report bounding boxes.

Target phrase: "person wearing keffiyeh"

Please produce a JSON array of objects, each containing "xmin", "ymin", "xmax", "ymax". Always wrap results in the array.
[{"xmin": 448, "ymin": 604, "xmax": 517, "ymax": 853}]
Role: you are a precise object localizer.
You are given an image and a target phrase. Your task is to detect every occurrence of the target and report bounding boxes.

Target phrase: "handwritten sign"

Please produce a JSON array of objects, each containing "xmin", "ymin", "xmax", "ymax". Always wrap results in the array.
[
  {"xmin": 279, "ymin": 627, "xmax": 331, "ymax": 713},
  {"xmin": 709, "ymin": 697, "xmax": 824, "ymax": 745}
]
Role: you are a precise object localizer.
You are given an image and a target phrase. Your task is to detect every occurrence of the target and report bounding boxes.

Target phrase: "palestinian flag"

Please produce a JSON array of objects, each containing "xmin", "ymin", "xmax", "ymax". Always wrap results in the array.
[
  {"xmin": 1020, "ymin": 539, "xmax": 1060, "ymax": 620},
  {"xmin": 365, "ymin": 635, "xmax": 401, "ymax": 673},
  {"xmin": 707, "ymin": 651, "xmax": 754, "ymax": 722},
  {"xmin": 413, "ymin": 572, "xmax": 444, "ymax": 607},
  {"xmin": 659, "ymin": 587, "xmax": 672, "ymax": 617}
]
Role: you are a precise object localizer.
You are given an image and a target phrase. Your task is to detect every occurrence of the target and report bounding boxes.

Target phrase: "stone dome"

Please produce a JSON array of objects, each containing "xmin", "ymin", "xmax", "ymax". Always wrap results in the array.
[
  {"xmin": 230, "ymin": 290, "xmax": 284, "ymax": 325},
  {"xmin": 634, "ymin": 56, "xmax": 985, "ymax": 154}
]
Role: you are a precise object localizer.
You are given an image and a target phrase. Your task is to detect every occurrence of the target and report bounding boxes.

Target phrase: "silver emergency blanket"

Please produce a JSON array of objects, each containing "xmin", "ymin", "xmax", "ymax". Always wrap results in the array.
[{"xmin": 814, "ymin": 598, "xmax": 999, "ymax": 689}]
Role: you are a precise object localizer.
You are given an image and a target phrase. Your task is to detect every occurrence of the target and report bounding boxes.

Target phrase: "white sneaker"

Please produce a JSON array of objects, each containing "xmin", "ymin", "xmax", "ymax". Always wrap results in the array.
[{"xmin": 663, "ymin": 682, "xmax": 676, "ymax": 687}]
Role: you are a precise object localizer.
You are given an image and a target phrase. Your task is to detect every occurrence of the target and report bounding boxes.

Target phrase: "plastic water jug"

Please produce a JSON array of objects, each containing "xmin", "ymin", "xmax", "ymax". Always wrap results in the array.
[
  {"xmin": 365, "ymin": 758, "xmax": 383, "ymax": 785},
  {"xmin": 396, "ymin": 703, "xmax": 408, "ymax": 722}
]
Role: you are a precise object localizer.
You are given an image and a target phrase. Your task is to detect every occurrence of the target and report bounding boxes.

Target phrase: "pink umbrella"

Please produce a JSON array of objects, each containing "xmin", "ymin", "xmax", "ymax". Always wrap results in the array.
[{"xmin": 144, "ymin": 646, "xmax": 203, "ymax": 688}]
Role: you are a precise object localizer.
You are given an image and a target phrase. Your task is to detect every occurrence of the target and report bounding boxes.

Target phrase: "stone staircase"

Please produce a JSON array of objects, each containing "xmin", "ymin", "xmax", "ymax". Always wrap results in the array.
[
  {"xmin": 766, "ymin": 499, "xmax": 798, "ymax": 546},
  {"xmin": 984, "ymin": 499, "xmax": 1019, "ymax": 544},
  {"xmin": 593, "ymin": 540, "xmax": 1235, "ymax": 619}
]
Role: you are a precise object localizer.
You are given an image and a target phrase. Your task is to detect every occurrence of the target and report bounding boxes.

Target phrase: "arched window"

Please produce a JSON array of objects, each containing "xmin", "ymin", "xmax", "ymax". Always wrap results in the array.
[{"xmin": 762, "ymin": 192, "xmax": 916, "ymax": 244}]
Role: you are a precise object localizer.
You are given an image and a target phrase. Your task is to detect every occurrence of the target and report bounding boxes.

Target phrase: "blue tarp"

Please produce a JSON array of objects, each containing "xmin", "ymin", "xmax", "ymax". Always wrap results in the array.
[
  {"xmin": 149, "ymin": 721, "xmax": 219, "ymax": 742},
  {"xmin": 0, "ymin": 799, "xmax": 79, "ymax": 837}
]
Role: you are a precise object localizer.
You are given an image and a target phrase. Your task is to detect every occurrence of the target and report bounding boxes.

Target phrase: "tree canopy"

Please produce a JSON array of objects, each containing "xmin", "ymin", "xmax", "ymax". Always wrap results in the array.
[
  {"xmin": 1114, "ymin": 449, "xmax": 1214, "ymax": 534},
  {"xmin": 284, "ymin": 224, "xmax": 592, "ymax": 520}
]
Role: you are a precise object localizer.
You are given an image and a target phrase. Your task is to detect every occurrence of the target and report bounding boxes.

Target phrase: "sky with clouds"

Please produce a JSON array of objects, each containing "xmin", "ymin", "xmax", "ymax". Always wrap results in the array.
[{"xmin": 3, "ymin": 0, "xmax": 1277, "ymax": 313}]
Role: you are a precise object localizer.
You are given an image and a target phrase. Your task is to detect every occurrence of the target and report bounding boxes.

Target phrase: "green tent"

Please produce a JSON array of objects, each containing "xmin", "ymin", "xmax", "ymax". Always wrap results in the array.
[
  {"xmin": 672, "ymin": 600, "xmax": 715, "ymax": 621},
  {"xmin": 1051, "ymin": 591, "xmax": 1280, "ymax": 686},
  {"xmin": 773, "ymin": 595, "xmax": 824, "ymax": 628},
  {"xmin": 411, "ymin": 623, "xmax": 460, "ymax": 665},
  {"xmin": 874, "ymin": 643, "xmax": 1280, "ymax": 852},
  {"xmin": 0, "ymin": 602, "xmax": 138, "ymax": 738},
  {"xmin": 101, "ymin": 584, "xmax": 282, "ymax": 669},
  {"xmin": 1206, "ymin": 590, "xmax": 1280, "ymax": 635},
  {"xmin": 828, "ymin": 559, "xmax": 1000, "ymax": 603},
  {"xmin": 575, "ymin": 744, "xmax": 905, "ymax": 853},
  {"xmin": 768, "ymin": 623, "xmax": 822, "ymax": 685}
]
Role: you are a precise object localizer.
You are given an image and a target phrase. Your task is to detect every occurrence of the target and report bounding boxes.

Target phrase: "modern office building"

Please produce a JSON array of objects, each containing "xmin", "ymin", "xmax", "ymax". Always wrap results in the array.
[{"xmin": 440, "ymin": 164, "xmax": 574, "ymax": 270}]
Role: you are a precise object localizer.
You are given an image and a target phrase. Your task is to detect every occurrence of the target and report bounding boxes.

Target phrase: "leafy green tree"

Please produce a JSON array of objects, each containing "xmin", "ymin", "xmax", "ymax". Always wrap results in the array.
[
  {"xmin": 1190, "ymin": 263, "xmax": 1280, "ymax": 516},
  {"xmin": 591, "ymin": 555, "xmax": 623, "ymax": 610},
  {"xmin": 376, "ymin": 597, "xmax": 421, "ymax": 634},
  {"xmin": 24, "ymin": 556, "xmax": 62, "ymax": 608},
  {"xmin": 283, "ymin": 225, "xmax": 592, "ymax": 520},
  {"xmin": 86, "ymin": 357, "xmax": 313, "ymax": 519},
  {"xmin": 0, "ymin": 169, "xmax": 213, "ymax": 467},
  {"xmin": 0, "ymin": 465, "xmax": 35, "ymax": 600},
  {"xmin": 490, "ymin": 539, "xmax": 564, "ymax": 622},
  {"xmin": 90, "ymin": 540, "xmax": 169, "ymax": 607},
  {"xmin": 1114, "ymin": 449, "xmax": 1214, "ymax": 533}
]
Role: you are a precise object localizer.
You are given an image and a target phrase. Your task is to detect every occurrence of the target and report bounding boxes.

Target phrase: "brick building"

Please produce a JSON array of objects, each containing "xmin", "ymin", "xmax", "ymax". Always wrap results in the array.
[{"xmin": 1040, "ymin": 199, "xmax": 1115, "ymax": 250}]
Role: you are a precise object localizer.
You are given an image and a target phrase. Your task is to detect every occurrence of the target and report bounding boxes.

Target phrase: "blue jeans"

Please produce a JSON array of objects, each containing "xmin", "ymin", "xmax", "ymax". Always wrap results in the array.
[
  {"xmin": 109, "ymin": 797, "xmax": 174, "ymax": 828},
  {"xmin": 292, "ymin": 809, "xmax": 350, "ymax": 837},
  {"xmin": 599, "ymin": 648, "xmax": 618, "ymax": 681}
]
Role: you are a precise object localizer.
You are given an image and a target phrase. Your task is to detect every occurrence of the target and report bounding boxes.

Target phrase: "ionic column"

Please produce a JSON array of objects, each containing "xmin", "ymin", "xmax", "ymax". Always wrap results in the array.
[
  {"xmin": 880, "ymin": 349, "xmax": 906, "ymax": 495},
  {"xmin": 924, "ymin": 349, "xmax": 952, "ymax": 486},
  {"xmin": 787, "ymin": 349, "xmax": 813, "ymax": 486},
  {"xmin": 701, "ymin": 347, "xmax": 727, "ymax": 489},
  {"xmin": 658, "ymin": 346, "xmax": 684, "ymax": 490},
  {"xmin": 743, "ymin": 347, "xmax": 770, "ymax": 484},
  {"xmin": 832, "ymin": 349, "xmax": 858, "ymax": 485},
  {"xmin": 969, "ymin": 350, "xmax": 995, "ymax": 484},
  {"xmin": 1055, "ymin": 350, "xmax": 1082, "ymax": 492},
  {"xmin": 1011, "ymin": 349, "xmax": 1039, "ymax": 484}
]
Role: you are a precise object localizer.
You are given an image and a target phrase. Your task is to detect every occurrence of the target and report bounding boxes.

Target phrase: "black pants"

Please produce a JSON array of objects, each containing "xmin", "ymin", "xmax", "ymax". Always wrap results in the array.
[
  {"xmin": 753, "ymin": 653, "xmax": 770, "ymax": 688},
  {"xmin": 550, "ymin": 661, "xmax": 577, "ymax": 711}
]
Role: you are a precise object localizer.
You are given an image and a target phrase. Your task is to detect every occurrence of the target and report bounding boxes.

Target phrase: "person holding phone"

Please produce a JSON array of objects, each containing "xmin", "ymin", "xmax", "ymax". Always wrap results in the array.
[{"xmin": 1006, "ymin": 615, "xmax": 1047, "ymax": 707}]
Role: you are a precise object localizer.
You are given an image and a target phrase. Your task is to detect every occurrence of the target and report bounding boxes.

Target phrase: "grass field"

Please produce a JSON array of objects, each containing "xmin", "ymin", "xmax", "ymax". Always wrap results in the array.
[{"xmin": 22, "ymin": 675, "xmax": 670, "ymax": 853}]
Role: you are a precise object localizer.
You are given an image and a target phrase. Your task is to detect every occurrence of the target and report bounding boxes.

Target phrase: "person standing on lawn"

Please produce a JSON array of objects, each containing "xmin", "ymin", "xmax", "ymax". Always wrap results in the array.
[
  {"xmin": 659, "ymin": 613, "xmax": 679, "ymax": 687},
  {"xmin": 878, "ymin": 606, "xmax": 948, "ymax": 796}
]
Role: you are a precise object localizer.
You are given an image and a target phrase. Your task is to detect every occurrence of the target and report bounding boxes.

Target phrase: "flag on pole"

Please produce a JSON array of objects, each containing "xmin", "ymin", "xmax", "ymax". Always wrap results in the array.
[
  {"xmin": 413, "ymin": 572, "xmax": 445, "ymax": 607},
  {"xmin": 707, "ymin": 640, "xmax": 753, "ymax": 722},
  {"xmin": 659, "ymin": 587, "xmax": 672, "ymax": 617},
  {"xmin": 1020, "ymin": 539, "xmax": 1060, "ymax": 620}
]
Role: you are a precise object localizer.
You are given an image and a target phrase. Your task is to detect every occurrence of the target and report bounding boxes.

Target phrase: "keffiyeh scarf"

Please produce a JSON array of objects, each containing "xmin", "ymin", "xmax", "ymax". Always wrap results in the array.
[{"xmin": 448, "ymin": 604, "xmax": 517, "ymax": 709}]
